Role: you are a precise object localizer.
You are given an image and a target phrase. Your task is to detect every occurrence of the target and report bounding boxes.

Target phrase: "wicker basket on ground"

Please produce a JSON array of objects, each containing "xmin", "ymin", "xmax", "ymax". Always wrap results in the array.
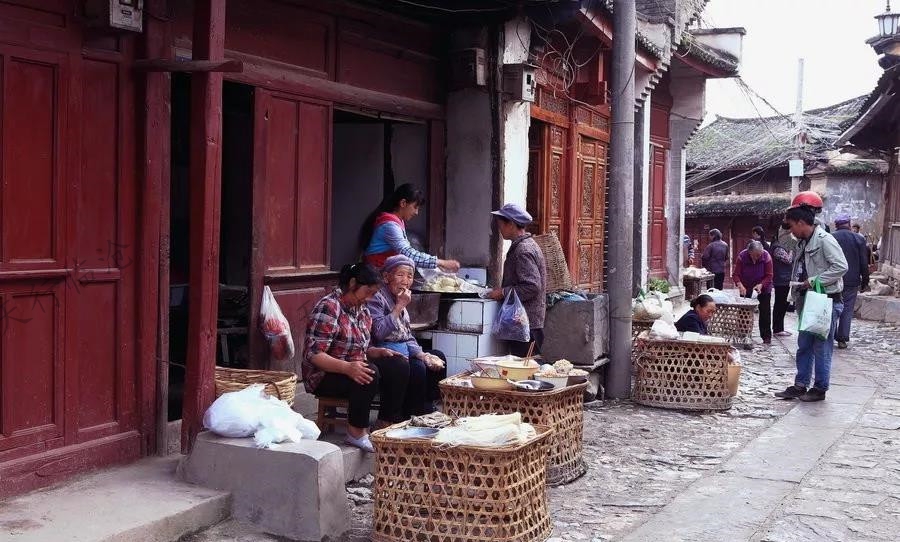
[
  {"xmin": 682, "ymin": 273, "xmax": 714, "ymax": 300},
  {"xmin": 533, "ymin": 232, "xmax": 574, "ymax": 293},
  {"xmin": 370, "ymin": 423, "xmax": 554, "ymax": 542},
  {"xmin": 632, "ymin": 336, "xmax": 734, "ymax": 411},
  {"xmin": 439, "ymin": 375, "xmax": 587, "ymax": 485},
  {"xmin": 214, "ymin": 366, "xmax": 298, "ymax": 406},
  {"xmin": 631, "ymin": 317, "xmax": 656, "ymax": 340},
  {"xmin": 708, "ymin": 300, "xmax": 758, "ymax": 348}
]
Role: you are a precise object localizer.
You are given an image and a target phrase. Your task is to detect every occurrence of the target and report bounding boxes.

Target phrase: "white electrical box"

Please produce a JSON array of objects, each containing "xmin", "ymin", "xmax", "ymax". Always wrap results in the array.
[
  {"xmin": 450, "ymin": 48, "xmax": 486, "ymax": 89},
  {"xmin": 85, "ymin": 0, "xmax": 143, "ymax": 32},
  {"xmin": 503, "ymin": 63, "xmax": 537, "ymax": 102},
  {"xmin": 789, "ymin": 159, "xmax": 804, "ymax": 177}
]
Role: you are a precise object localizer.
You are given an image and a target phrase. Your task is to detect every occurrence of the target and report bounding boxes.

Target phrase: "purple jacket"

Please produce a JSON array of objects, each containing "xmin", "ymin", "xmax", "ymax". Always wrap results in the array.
[
  {"xmin": 701, "ymin": 240, "xmax": 729, "ymax": 274},
  {"xmin": 732, "ymin": 249, "xmax": 774, "ymax": 294}
]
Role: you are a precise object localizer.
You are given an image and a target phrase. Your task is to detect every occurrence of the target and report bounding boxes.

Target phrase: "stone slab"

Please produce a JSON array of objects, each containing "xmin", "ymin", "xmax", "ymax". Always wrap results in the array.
[
  {"xmin": 1, "ymin": 457, "xmax": 230, "ymax": 542},
  {"xmin": 179, "ymin": 432, "xmax": 348, "ymax": 542},
  {"xmin": 543, "ymin": 294, "xmax": 609, "ymax": 364},
  {"xmin": 816, "ymin": 384, "xmax": 876, "ymax": 405},
  {"xmin": 619, "ymin": 474, "xmax": 795, "ymax": 542},
  {"xmin": 856, "ymin": 296, "xmax": 887, "ymax": 321},
  {"xmin": 885, "ymin": 298, "xmax": 900, "ymax": 323}
]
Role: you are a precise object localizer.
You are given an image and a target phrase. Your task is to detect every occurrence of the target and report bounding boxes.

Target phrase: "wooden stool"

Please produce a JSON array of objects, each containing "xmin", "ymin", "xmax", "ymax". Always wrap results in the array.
[{"xmin": 316, "ymin": 397, "xmax": 349, "ymax": 434}]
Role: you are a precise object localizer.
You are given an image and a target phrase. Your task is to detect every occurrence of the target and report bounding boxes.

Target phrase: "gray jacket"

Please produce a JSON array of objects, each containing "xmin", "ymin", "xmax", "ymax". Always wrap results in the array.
[
  {"xmin": 791, "ymin": 225, "xmax": 848, "ymax": 302},
  {"xmin": 501, "ymin": 234, "xmax": 547, "ymax": 330}
]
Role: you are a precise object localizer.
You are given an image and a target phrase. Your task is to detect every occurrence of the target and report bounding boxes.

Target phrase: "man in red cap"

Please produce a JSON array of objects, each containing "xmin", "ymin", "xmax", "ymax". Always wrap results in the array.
[{"xmin": 832, "ymin": 213, "xmax": 869, "ymax": 349}]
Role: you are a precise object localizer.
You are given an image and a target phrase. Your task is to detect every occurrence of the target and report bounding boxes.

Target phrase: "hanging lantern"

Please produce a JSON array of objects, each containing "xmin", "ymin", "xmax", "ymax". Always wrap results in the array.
[{"xmin": 876, "ymin": 1, "xmax": 900, "ymax": 37}]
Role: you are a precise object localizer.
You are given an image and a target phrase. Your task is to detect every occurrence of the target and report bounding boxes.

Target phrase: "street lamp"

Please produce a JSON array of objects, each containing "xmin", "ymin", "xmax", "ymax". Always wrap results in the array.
[{"xmin": 876, "ymin": 1, "xmax": 900, "ymax": 37}]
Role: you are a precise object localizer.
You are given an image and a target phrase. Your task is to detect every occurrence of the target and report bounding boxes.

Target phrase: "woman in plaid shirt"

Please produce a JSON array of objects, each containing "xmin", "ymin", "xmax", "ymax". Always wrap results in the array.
[{"xmin": 303, "ymin": 263, "xmax": 407, "ymax": 453}]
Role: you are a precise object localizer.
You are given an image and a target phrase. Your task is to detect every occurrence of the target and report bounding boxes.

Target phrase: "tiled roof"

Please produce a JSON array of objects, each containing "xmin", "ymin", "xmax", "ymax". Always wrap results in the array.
[
  {"xmin": 677, "ymin": 32, "xmax": 739, "ymax": 74},
  {"xmin": 685, "ymin": 193, "xmax": 793, "ymax": 217},
  {"xmin": 686, "ymin": 95, "xmax": 869, "ymax": 170}
]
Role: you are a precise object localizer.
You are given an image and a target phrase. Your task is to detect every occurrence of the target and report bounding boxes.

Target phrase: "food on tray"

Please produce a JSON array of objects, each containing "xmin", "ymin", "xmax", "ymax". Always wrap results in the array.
[
  {"xmin": 423, "ymin": 274, "xmax": 463, "ymax": 292},
  {"xmin": 553, "ymin": 359, "xmax": 573, "ymax": 374},
  {"xmin": 568, "ymin": 368, "xmax": 588, "ymax": 378}
]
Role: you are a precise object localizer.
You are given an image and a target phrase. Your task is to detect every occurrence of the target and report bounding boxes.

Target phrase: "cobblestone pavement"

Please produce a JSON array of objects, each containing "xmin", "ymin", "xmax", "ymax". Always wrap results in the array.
[{"xmin": 190, "ymin": 316, "xmax": 900, "ymax": 542}]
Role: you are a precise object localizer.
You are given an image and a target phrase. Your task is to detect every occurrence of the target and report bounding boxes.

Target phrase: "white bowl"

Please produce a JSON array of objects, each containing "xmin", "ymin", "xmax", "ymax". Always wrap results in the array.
[{"xmin": 535, "ymin": 374, "xmax": 568, "ymax": 388}]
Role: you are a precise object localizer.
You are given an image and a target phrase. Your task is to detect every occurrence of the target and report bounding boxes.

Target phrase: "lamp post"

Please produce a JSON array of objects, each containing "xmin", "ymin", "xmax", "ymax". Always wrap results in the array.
[{"xmin": 876, "ymin": 1, "xmax": 900, "ymax": 37}]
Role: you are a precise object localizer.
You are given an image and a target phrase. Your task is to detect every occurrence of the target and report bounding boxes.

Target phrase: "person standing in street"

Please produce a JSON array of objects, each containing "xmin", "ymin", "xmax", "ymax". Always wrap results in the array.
[
  {"xmin": 751, "ymin": 225, "xmax": 771, "ymax": 253},
  {"xmin": 701, "ymin": 229, "xmax": 729, "ymax": 290},
  {"xmin": 771, "ymin": 230, "xmax": 794, "ymax": 337},
  {"xmin": 732, "ymin": 241, "xmax": 774, "ymax": 345},
  {"xmin": 832, "ymin": 214, "xmax": 869, "ymax": 349},
  {"xmin": 487, "ymin": 204, "xmax": 547, "ymax": 356},
  {"xmin": 775, "ymin": 205, "xmax": 847, "ymax": 402}
]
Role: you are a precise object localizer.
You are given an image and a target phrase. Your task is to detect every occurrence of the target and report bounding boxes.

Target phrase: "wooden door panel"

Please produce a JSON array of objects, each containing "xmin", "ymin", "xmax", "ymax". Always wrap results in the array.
[
  {"xmin": 649, "ymin": 145, "xmax": 667, "ymax": 277},
  {"xmin": 574, "ymin": 133, "xmax": 607, "ymax": 291},
  {"xmin": 297, "ymin": 102, "xmax": 329, "ymax": 268},
  {"xmin": 263, "ymin": 95, "xmax": 301, "ymax": 271}
]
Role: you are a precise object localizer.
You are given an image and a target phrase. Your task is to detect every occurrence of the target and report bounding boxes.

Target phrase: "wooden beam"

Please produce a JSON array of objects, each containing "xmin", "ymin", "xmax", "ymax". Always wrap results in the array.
[
  {"xmin": 134, "ymin": 59, "xmax": 243, "ymax": 73},
  {"xmin": 182, "ymin": 0, "xmax": 226, "ymax": 454}
]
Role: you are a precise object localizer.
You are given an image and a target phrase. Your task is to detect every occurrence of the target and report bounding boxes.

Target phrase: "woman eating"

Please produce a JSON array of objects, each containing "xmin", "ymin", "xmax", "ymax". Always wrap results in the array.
[
  {"xmin": 367, "ymin": 255, "xmax": 447, "ymax": 418},
  {"xmin": 675, "ymin": 294, "xmax": 717, "ymax": 335},
  {"xmin": 302, "ymin": 263, "xmax": 408, "ymax": 453},
  {"xmin": 360, "ymin": 183, "xmax": 460, "ymax": 272}
]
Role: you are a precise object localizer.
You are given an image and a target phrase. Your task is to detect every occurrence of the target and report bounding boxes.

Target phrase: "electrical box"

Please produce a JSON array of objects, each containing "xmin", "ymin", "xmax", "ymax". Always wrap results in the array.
[
  {"xmin": 449, "ymin": 48, "xmax": 486, "ymax": 89},
  {"xmin": 503, "ymin": 63, "xmax": 537, "ymax": 102},
  {"xmin": 84, "ymin": 0, "xmax": 144, "ymax": 33},
  {"xmin": 788, "ymin": 159, "xmax": 804, "ymax": 177}
]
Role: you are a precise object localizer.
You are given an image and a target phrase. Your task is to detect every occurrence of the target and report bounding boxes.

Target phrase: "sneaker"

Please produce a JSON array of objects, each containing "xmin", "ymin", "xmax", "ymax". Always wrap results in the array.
[
  {"xmin": 774, "ymin": 385, "xmax": 807, "ymax": 399},
  {"xmin": 798, "ymin": 387, "xmax": 827, "ymax": 402},
  {"xmin": 763, "ymin": 337, "xmax": 772, "ymax": 345},
  {"xmin": 837, "ymin": 341, "xmax": 848, "ymax": 349},
  {"xmin": 774, "ymin": 331, "xmax": 792, "ymax": 337},
  {"xmin": 345, "ymin": 434, "xmax": 375, "ymax": 453}
]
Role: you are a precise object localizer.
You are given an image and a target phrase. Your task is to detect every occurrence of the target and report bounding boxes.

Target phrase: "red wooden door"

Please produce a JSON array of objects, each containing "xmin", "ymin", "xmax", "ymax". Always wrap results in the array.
[
  {"xmin": 574, "ymin": 134, "xmax": 607, "ymax": 292},
  {"xmin": 249, "ymin": 89, "xmax": 336, "ymax": 371},
  {"xmin": 0, "ymin": 37, "xmax": 139, "ymax": 494},
  {"xmin": 649, "ymin": 144, "xmax": 667, "ymax": 278}
]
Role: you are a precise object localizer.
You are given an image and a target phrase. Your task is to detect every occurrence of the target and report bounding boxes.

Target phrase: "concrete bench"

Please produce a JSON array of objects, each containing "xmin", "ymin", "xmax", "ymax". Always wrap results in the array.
[{"xmin": 179, "ymin": 432, "xmax": 348, "ymax": 541}]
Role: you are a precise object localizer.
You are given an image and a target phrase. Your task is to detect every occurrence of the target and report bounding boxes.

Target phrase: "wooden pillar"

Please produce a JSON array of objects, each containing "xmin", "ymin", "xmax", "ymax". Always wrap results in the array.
[{"xmin": 182, "ymin": 0, "xmax": 226, "ymax": 453}]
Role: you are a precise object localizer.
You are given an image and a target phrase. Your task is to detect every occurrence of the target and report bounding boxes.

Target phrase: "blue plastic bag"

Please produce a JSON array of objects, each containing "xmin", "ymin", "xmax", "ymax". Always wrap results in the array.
[{"xmin": 493, "ymin": 289, "xmax": 531, "ymax": 342}]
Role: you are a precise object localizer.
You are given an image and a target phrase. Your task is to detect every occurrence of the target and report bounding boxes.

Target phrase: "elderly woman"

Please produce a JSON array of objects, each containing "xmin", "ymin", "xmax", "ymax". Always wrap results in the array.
[
  {"xmin": 303, "ymin": 263, "xmax": 407, "ymax": 453},
  {"xmin": 675, "ymin": 294, "xmax": 716, "ymax": 335},
  {"xmin": 367, "ymin": 255, "xmax": 446, "ymax": 419},
  {"xmin": 732, "ymin": 240, "xmax": 774, "ymax": 345},
  {"xmin": 702, "ymin": 229, "xmax": 729, "ymax": 290}
]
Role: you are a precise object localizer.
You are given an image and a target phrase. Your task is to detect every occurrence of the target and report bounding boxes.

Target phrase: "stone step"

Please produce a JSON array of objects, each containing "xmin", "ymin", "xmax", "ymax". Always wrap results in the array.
[{"xmin": 1, "ymin": 456, "xmax": 230, "ymax": 542}]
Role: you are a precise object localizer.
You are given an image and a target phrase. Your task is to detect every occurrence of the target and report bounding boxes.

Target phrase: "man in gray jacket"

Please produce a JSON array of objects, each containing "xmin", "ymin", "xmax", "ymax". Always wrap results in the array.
[{"xmin": 775, "ymin": 205, "xmax": 848, "ymax": 402}]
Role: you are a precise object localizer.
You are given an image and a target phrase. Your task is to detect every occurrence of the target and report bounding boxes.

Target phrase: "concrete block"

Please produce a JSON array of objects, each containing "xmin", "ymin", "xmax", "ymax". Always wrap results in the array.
[
  {"xmin": 543, "ymin": 294, "xmax": 609, "ymax": 365},
  {"xmin": 856, "ymin": 296, "xmax": 887, "ymax": 321},
  {"xmin": 179, "ymin": 432, "xmax": 349, "ymax": 542},
  {"xmin": 885, "ymin": 298, "xmax": 900, "ymax": 323}
]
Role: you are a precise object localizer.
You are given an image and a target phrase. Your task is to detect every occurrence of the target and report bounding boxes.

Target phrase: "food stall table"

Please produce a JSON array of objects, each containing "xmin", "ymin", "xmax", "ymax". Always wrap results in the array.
[
  {"xmin": 708, "ymin": 298, "xmax": 759, "ymax": 349},
  {"xmin": 632, "ymin": 335, "xmax": 735, "ymax": 411},
  {"xmin": 682, "ymin": 271, "xmax": 715, "ymax": 300},
  {"xmin": 370, "ymin": 423, "xmax": 554, "ymax": 542},
  {"xmin": 439, "ymin": 374, "xmax": 588, "ymax": 485}
]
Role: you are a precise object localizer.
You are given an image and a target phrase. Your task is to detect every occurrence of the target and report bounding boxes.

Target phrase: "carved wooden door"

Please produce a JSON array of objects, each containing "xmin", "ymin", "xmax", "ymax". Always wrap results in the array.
[{"xmin": 574, "ymin": 134, "xmax": 608, "ymax": 291}]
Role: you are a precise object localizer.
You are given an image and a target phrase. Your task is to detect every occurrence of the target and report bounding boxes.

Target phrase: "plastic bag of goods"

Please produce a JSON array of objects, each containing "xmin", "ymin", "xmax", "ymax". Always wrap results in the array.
[
  {"xmin": 492, "ymin": 289, "xmax": 531, "ymax": 342},
  {"xmin": 648, "ymin": 319, "xmax": 679, "ymax": 340},
  {"xmin": 706, "ymin": 288, "xmax": 735, "ymax": 304},
  {"xmin": 434, "ymin": 413, "xmax": 536, "ymax": 447},
  {"xmin": 260, "ymin": 285, "xmax": 295, "ymax": 362},
  {"xmin": 253, "ymin": 396, "xmax": 321, "ymax": 448},
  {"xmin": 203, "ymin": 385, "xmax": 267, "ymax": 438},
  {"xmin": 798, "ymin": 279, "xmax": 833, "ymax": 340}
]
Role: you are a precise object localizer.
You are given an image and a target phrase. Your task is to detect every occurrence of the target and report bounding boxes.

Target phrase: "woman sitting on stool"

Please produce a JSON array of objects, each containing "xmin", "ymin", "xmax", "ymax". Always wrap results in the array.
[
  {"xmin": 367, "ymin": 255, "xmax": 446, "ymax": 418},
  {"xmin": 302, "ymin": 263, "xmax": 408, "ymax": 453},
  {"xmin": 675, "ymin": 294, "xmax": 717, "ymax": 335}
]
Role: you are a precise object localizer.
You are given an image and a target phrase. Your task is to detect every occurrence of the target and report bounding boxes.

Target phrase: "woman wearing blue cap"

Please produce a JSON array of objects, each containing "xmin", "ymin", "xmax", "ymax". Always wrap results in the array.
[{"xmin": 487, "ymin": 204, "xmax": 548, "ymax": 356}]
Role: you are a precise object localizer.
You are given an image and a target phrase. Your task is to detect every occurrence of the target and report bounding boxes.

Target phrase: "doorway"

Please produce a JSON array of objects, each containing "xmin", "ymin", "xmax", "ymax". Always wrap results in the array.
[
  {"xmin": 330, "ymin": 109, "xmax": 429, "ymax": 269},
  {"xmin": 166, "ymin": 75, "xmax": 255, "ymax": 422}
]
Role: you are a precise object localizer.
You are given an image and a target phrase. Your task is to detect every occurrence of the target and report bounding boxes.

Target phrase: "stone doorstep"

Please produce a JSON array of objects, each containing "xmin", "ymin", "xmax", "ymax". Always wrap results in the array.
[
  {"xmin": 855, "ymin": 294, "xmax": 900, "ymax": 323},
  {"xmin": 0, "ymin": 456, "xmax": 230, "ymax": 542}
]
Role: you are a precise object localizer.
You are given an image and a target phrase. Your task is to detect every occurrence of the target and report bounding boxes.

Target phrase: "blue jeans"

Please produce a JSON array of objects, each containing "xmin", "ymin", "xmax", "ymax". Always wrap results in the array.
[
  {"xmin": 795, "ymin": 301, "xmax": 843, "ymax": 390},
  {"xmin": 835, "ymin": 286, "xmax": 858, "ymax": 342}
]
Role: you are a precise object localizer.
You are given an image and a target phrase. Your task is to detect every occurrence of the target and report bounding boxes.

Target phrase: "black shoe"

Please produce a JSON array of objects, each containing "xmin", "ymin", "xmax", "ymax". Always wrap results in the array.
[
  {"xmin": 774, "ymin": 385, "xmax": 807, "ymax": 399},
  {"xmin": 798, "ymin": 387, "xmax": 827, "ymax": 402},
  {"xmin": 837, "ymin": 341, "xmax": 848, "ymax": 349}
]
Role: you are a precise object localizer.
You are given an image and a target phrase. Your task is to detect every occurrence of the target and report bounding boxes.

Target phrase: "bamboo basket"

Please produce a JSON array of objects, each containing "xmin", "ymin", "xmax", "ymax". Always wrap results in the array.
[
  {"xmin": 370, "ymin": 423, "xmax": 553, "ymax": 542},
  {"xmin": 632, "ymin": 337, "xmax": 734, "ymax": 411},
  {"xmin": 533, "ymin": 232, "xmax": 574, "ymax": 293},
  {"xmin": 439, "ymin": 375, "xmax": 587, "ymax": 485},
  {"xmin": 631, "ymin": 317, "xmax": 656, "ymax": 340},
  {"xmin": 214, "ymin": 366, "xmax": 298, "ymax": 406},
  {"xmin": 708, "ymin": 300, "xmax": 758, "ymax": 348}
]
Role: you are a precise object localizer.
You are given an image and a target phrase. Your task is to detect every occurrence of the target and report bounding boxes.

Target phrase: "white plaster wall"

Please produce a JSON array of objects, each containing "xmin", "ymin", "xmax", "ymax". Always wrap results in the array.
[
  {"xmin": 501, "ymin": 17, "xmax": 531, "ymax": 210},
  {"xmin": 693, "ymin": 30, "xmax": 745, "ymax": 64},
  {"xmin": 638, "ymin": 103, "xmax": 651, "ymax": 285}
]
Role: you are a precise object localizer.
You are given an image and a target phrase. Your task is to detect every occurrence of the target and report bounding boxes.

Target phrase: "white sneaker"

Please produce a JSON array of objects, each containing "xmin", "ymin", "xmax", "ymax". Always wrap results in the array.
[{"xmin": 344, "ymin": 434, "xmax": 375, "ymax": 453}]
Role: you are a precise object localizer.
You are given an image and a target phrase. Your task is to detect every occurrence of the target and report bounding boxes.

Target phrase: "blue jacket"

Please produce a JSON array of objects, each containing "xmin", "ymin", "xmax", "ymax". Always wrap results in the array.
[
  {"xmin": 675, "ymin": 310, "xmax": 709, "ymax": 335},
  {"xmin": 832, "ymin": 228, "xmax": 869, "ymax": 288}
]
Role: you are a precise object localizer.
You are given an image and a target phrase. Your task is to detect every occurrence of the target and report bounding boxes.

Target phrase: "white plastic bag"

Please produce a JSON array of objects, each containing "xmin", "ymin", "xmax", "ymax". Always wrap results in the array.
[
  {"xmin": 493, "ymin": 289, "xmax": 531, "ymax": 342},
  {"xmin": 260, "ymin": 285, "xmax": 295, "ymax": 362},
  {"xmin": 799, "ymin": 279, "xmax": 832, "ymax": 340},
  {"xmin": 649, "ymin": 319, "xmax": 679, "ymax": 340},
  {"xmin": 203, "ymin": 385, "xmax": 266, "ymax": 438},
  {"xmin": 706, "ymin": 288, "xmax": 735, "ymax": 304}
]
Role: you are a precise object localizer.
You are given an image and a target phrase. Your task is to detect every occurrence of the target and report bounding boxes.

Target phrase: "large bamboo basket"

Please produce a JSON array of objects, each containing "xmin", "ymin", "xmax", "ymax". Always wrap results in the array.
[
  {"xmin": 533, "ymin": 232, "xmax": 574, "ymax": 293},
  {"xmin": 370, "ymin": 423, "xmax": 554, "ymax": 542},
  {"xmin": 632, "ymin": 336, "xmax": 734, "ymax": 411},
  {"xmin": 439, "ymin": 375, "xmax": 587, "ymax": 486},
  {"xmin": 708, "ymin": 300, "xmax": 758, "ymax": 347},
  {"xmin": 214, "ymin": 366, "xmax": 298, "ymax": 406}
]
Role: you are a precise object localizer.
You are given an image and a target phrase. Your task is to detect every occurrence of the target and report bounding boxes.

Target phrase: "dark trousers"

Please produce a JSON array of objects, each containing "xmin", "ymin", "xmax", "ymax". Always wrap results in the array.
[
  {"xmin": 370, "ymin": 355, "xmax": 411, "ymax": 424},
  {"xmin": 508, "ymin": 328, "xmax": 545, "ymax": 358},
  {"xmin": 314, "ymin": 361, "xmax": 379, "ymax": 429},
  {"xmin": 403, "ymin": 350, "xmax": 446, "ymax": 418},
  {"xmin": 713, "ymin": 273, "xmax": 725, "ymax": 290},
  {"xmin": 773, "ymin": 285, "xmax": 790, "ymax": 333},
  {"xmin": 744, "ymin": 290, "xmax": 772, "ymax": 340}
]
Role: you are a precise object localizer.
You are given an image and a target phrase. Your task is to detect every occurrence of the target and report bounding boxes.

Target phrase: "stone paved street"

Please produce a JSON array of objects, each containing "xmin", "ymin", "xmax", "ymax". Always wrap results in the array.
[{"xmin": 188, "ymin": 315, "xmax": 900, "ymax": 542}]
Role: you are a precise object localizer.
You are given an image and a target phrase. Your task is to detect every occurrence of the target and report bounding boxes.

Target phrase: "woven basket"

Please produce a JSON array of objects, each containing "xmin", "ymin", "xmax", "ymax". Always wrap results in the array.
[
  {"xmin": 708, "ymin": 301, "xmax": 758, "ymax": 346},
  {"xmin": 439, "ymin": 375, "xmax": 587, "ymax": 485},
  {"xmin": 682, "ymin": 273, "xmax": 714, "ymax": 301},
  {"xmin": 632, "ymin": 337, "xmax": 733, "ymax": 411},
  {"xmin": 370, "ymin": 423, "xmax": 553, "ymax": 542},
  {"xmin": 631, "ymin": 317, "xmax": 656, "ymax": 340},
  {"xmin": 214, "ymin": 366, "xmax": 298, "ymax": 406},
  {"xmin": 533, "ymin": 232, "xmax": 574, "ymax": 293}
]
